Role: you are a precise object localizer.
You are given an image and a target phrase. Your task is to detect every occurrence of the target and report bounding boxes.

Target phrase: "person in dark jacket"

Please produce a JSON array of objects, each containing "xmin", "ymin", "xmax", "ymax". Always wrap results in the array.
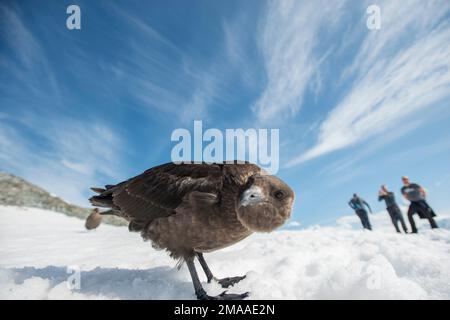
[
  {"xmin": 401, "ymin": 176, "xmax": 438, "ymax": 233},
  {"xmin": 378, "ymin": 185, "xmax": 408, "ymax": 233},
  {"xmin": 348, "ymin": 194, "xmax": 372, "ymax": 230}
]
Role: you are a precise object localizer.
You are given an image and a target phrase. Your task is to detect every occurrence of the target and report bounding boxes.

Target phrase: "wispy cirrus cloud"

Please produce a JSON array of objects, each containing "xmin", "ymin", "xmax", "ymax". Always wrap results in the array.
[
  {"xmin": 0, "ymin": 4, "xmax": 125, "ymax": 206},
  {"xmin": 0, "ymin": 118, "xmax": 125, "ymax": 206},
  {"xmin": 252, "ymin": 0, "xmax": 346, "ymax": 124},
  {"xmin": 0, "ymin": 1, "xmax": 241, "ymax": 205},
  {"xmin": 103, "ymin": 2, "xmax": 232, "ymax": 124},
  {"xmin": 287, "ymin": 0, "xmax": 450, "ymax": 166},
  {"xmin": 0, "ymin": 3, "xmax": 61, "ymax": 104}
]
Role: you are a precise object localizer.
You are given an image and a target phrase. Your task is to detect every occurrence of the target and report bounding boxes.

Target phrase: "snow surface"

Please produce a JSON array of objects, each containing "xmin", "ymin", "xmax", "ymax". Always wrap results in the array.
[{"xmin": 1, "ymin": 205, "xmax": 450, "ymax": 300}]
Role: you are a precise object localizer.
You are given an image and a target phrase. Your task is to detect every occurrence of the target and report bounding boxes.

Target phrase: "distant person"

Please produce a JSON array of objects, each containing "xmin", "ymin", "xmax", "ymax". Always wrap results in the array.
[
  {"xmin": 401, "ymin": 176, "xmax": 438, "ymax": 233},
  {"xmin": 348, "ymin": 193, "xmax": 373, "ymax": 230},
  {"xmin": 378, "ymin": 185, "xmax": 408, "ymax": 233}
]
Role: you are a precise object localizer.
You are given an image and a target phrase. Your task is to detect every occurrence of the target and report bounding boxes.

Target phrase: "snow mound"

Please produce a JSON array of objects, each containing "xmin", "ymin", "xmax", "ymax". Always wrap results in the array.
[{"xmin": 1, "ymin": 206, "xmax": 450, "ymax": 299}]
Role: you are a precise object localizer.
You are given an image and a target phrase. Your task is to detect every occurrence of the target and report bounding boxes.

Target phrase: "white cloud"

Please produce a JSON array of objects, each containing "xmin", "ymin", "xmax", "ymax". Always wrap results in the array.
[
  {"xmin": 222, "ymin": 16, "xmax": 261, "ymax": 89},
  {"xmin": 0, "ymin": 4, "xmax": 61, "ymax": 104},
  {"xmin": 0, "ymin": 4, "xmax": 40, "ymax": 69},
  {"xmin": 0, "ymin": 4, "xmax": 128, "ymax": 206},
  {"xmin": 61, "ymin": 159, "xmax": 92, "ymax": 175},
  {"xmin": 287, "ymin": 0, "xmax": 450, "ymax": 166},
  {"xmin": 104, "ymin": 4, "xmax": 232, "ymax": 124},
  {"xmin": 252, "ymin": 0, "xmax": 346, "ymax": 124},
  {"xmin": 317, "ymin": 117, "xmax": 425, "ymax": 177},
  {"xmin": 0, "ymin": 119, "xmax": 124, "ymax": 206},
  {"xmin": 0, "ymin": 125, "xmax": 27, "ymax": 166},
  {"xmin": 287, "ymin": 220, "xmax": 301, "ymax": 228}
]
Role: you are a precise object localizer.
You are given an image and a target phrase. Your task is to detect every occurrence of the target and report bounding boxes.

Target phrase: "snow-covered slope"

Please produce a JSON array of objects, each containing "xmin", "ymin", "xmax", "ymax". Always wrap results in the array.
[{"xmin": 1, "ymin": 205, "xmax": 450, "ymax": 299}]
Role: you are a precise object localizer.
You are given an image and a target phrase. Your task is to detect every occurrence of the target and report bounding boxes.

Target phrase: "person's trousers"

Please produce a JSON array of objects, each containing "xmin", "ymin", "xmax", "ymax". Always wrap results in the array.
[
  {"xmin": 356, "ymin": 209, "xmax": 372, "ymax": 230},
  {"xmin": 387, "ymin": 205, "xmax": 408, "ymax": 233},
  {"xmin": 407, "ymin": 201, "xmax": 439, "ymax": 233}
]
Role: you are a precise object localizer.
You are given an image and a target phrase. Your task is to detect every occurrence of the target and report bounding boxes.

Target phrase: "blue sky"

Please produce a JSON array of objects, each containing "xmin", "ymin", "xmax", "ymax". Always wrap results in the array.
[{"xmin": 1, "ymin": 0, "xmax": 450, "ymax": 227}]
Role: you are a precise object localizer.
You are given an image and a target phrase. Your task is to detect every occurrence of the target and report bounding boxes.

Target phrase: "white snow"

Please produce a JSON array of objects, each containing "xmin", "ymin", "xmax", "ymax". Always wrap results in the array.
[{"xmin": 1, "ymin": 205, "xmax": 450, "ymax": 300}]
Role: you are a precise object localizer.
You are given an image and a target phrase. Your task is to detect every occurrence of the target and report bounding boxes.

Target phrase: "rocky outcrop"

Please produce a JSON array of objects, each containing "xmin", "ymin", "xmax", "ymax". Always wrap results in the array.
[{"xmin": 0, "ymin": 172, "xmax": 126, "ymax": 226}]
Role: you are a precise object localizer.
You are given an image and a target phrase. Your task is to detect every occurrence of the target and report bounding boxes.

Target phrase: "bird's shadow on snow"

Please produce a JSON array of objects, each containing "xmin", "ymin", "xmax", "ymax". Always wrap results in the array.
[{"xmin": 7, "ymin": 265, "xmax": 194, "ymax": 299}]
